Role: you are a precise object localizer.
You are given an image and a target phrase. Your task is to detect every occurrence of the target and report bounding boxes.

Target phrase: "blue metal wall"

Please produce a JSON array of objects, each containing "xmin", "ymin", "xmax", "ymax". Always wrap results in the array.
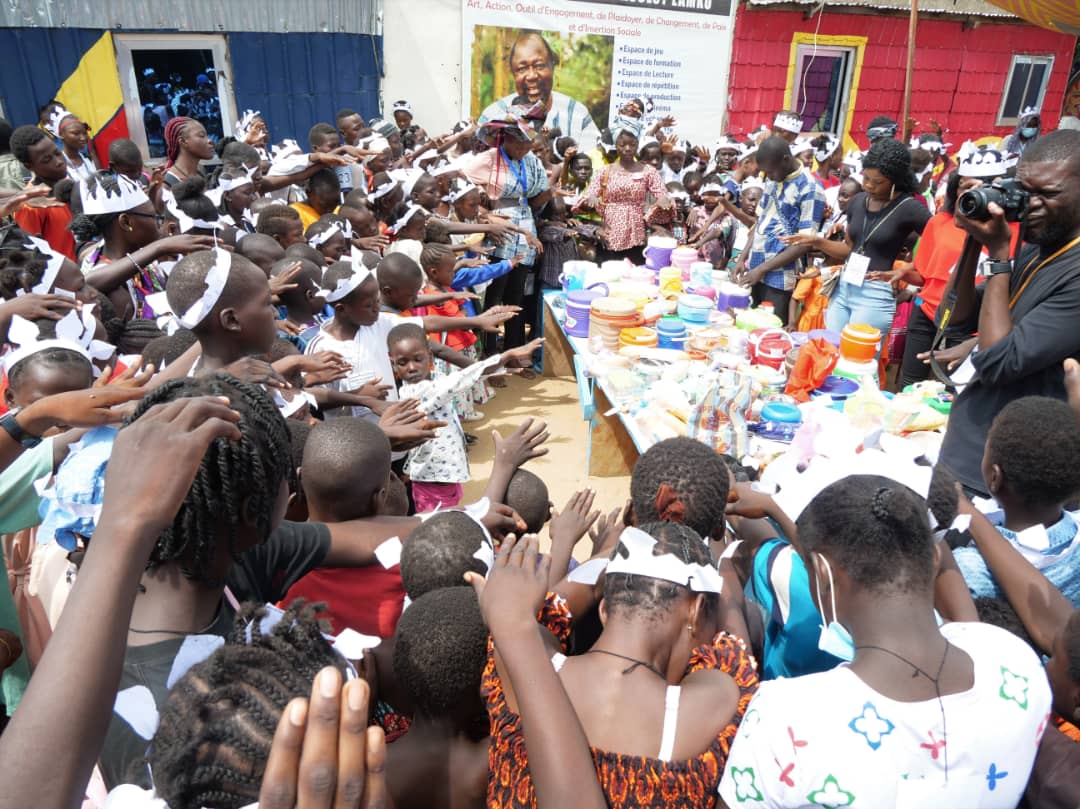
[{"xmin": 0, "ymin": 28, "xmax": 383, "ymax": 144}]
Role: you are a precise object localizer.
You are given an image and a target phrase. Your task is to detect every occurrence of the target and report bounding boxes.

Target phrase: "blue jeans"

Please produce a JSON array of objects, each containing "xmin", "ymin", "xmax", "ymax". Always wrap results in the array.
[{"xmin": 825, "ymin": 280, "xmax": 896, "ymax": 352}]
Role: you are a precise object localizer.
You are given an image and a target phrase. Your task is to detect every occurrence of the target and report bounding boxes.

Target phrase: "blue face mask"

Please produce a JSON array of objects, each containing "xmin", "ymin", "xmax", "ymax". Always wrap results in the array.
[
  {"xmin": 813, "ymin": 554, "xmax": 855, "ymax": 663},
  {"xmin": 1021, "ymin": 127, "xmax": 1038, "ymax": 139}
]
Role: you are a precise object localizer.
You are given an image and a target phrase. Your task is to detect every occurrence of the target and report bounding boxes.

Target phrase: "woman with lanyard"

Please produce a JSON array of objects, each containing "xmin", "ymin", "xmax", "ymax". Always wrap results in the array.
[
  {"xmin": 719, "ymin": 475, "xmax": 1050, "ymax": 808},
  {"xmin": 784, "ymin": 138, "xmax": 931, "ymax": 344},
  {"xmin": 458, "ymin": 103, "xmax": 550, "ymax": 351},
  {"xmin": 574, "ymin": 115, "xmax": 673, "ymax": 264}
]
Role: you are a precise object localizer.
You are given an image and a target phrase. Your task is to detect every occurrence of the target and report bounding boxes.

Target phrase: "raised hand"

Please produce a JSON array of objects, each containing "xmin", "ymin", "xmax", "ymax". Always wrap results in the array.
[
  {"xmin": 351, "ymin": 376, "xmax": 393, "ymax": 400},
  {"xmin": 269, "ymin": 261, "xmax": 303, "ymax": 297},
  {"xmin": 378, "ymin": 399, "xmax": 445, "ymax": 450},
  {"xmin": 549, "ymin": 489, "xmax": 600, "ymax": 548},
  {"xmin": 492, "ymin": 418, "xmax": 550, "ymax": 471},
  {"xmin": 222, "ymin": 357, "xmax": 291, "ymax": 389},
  {"xmin": 588, "ymin": 500, "xmax": 631, "ymax": 557},
  {"xmin": 259, "ymin": 670, "xmax": 389, "ymax": 809},
  {"xmin": 0, "ymin": 293, "xmax": 78, "ymax": 325},
  {"xmin": 466, "ymin": 533, "xmax": 550, "ymax": 635}
]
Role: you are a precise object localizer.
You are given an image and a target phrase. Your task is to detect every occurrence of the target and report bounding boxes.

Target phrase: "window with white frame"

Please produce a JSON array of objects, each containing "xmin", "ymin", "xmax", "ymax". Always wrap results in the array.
[
  {"xmin": 113, "ymin": 34, "xmax": 237, "ymax": 161},
  {"xmin": 790, "ymin": 44, "xmax": 857, "ymax": 136},
  {"xmin": 997, "ymin": 55, "xmax": 1054, "ymax": 127}
]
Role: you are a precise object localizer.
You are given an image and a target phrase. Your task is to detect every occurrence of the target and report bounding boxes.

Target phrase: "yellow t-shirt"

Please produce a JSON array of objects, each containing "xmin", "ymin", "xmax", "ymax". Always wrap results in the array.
[{"xmin": 290, "ymin": 202, "xmax": 322, "ymax": 231}]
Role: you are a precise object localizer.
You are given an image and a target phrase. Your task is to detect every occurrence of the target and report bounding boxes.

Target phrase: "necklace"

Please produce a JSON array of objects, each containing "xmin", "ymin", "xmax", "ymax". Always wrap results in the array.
[
  {"xmin": 585, "ymin": 648, "xmax": 666, "ymax": 679},
  {"xmin": 129, "ymin": 601, "xmax": 222, "ymax": 637},
  {"xmin": 855, "ymin": 640, "xmax": 951, "ymax": 777}
]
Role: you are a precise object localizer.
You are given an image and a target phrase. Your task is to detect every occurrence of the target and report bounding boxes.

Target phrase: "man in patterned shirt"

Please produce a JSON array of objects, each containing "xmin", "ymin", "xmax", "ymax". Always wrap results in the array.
[{"xmin": 734, "ymin": 136, "xmax": 825, "ymax": 326}]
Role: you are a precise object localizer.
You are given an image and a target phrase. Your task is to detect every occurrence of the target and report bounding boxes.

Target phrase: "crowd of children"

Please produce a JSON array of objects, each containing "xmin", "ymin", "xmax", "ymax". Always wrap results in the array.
[{"xmin": 0, "ymin": 93, "xmax": 1075, "ymax": 809}]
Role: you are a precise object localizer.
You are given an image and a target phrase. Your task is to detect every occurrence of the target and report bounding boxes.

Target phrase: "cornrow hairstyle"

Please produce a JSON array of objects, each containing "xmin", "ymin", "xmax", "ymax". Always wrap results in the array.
[
  {"xmin": 392, "ymin": 587, "xmax": 487, "ymax": 721},
  {"xmin": 148, "ymin": 601, "xmax": 345, "ymax": 809},
  {"xmin": 0, "ymin": 247, "xmax": 50, "ymax": 299},
  {"xmin": 505, "ymin": 468, "xmax": 551, "ymax": 535},
  {"xmin": 604, "ymin": 520, "xmax": 718, "ymax": 622},
  {"xmin": 796, "ymin": 474, "xmax": 934, "ymax": 593},
  {"xmin": 255, "ymin": 205, "xmax": 301, "ymax": 240},
  {"xmin": 419, "ymin": 241, "xmax": 454, "ymax": 271},
  {"xmin": 400, "ymin": 511, "xmax": 490, "ymax": 599},
  {"xmin": 7, "ymin": 345, "xmax": 93, "ymax": 395},
  {"xmin": 140, "ymin": 328, "xmax": 199, "ymax": 370},
  {"xmin": 630, "ymin": 437, "xmax": 731, "ymax": 539},
  {"xmin": 124, "ymin": 374, "xmax": 293, "ymax": 584},
  {"xmin": 862, "ymin": 138, "xmax": 917, "ymax": 195},
  {"xmin": 10, "ymin": 125, "xmax": 48, "ymax": 166},
  {"xmin": 988, "ymin": 396, "xmax": 1080, "ymax": 508}
]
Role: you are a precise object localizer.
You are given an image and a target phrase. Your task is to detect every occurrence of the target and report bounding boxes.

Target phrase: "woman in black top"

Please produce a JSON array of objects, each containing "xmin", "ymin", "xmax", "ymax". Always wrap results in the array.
[{"xmin": 785, "ymin": 139, "xmax": 931, "ymax": 344}]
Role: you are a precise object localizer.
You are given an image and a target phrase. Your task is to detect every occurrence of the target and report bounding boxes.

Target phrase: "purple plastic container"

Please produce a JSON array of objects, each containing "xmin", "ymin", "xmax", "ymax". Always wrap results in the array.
[
  {"xmin": 808, "ymin": 328, "xmax": 842, "ymax": 347},
  {"xmin": 565, "ymin": 288, "xmax": 607, "ymax": 338},
  {"xmin": 790, "ymin": 331, "xmax": 809, "ymax": 347},
  {"xmin": 813, "ymin": 375, "xmax": 859, "ymax": 399}
]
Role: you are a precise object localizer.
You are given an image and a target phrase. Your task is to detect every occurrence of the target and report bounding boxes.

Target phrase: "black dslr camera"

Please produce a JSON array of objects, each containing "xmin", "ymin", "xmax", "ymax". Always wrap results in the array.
[{"xmin": 957, "ymin": 177, "xmax": 1030, "ymax": 222}]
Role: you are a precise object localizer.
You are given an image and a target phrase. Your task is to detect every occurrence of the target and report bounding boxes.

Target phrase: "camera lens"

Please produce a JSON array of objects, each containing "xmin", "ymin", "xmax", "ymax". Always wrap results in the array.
[{"xmin": 958, "ymin": 187, "xmax": 1003, "ymax": 221}]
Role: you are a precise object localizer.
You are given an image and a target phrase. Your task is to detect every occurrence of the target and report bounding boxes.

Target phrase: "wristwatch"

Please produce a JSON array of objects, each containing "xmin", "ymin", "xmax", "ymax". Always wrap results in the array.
[
  {"xmin": 985, "ymin": 259, "xmax": 1013, "ymax": 276},
  {"xmin": 0, "ymin": 412, "xmax": 41, "ymax": 448}
]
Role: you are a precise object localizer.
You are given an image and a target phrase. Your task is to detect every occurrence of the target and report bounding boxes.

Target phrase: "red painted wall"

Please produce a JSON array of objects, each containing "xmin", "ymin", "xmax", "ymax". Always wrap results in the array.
[{"xmin": 727, "ymin": 7, "xmax": 1076, "ymax": 148}]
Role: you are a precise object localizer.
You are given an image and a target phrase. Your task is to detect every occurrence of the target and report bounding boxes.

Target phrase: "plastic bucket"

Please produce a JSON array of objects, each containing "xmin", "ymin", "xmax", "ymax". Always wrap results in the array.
[
  {"xmin": 656, "ymin": 316, "xmax": 687, "ymax": 349},
  {"xmin": 619, "ymin": 326, "xmax": 658, "ymax": 349},
  {"xmin": 840, "ymin": 323, "xmax": 882, "ymax": 362},
  {"xmin": 716, "ymin": 282, "xmax": 751, "ymax": 312},
  {"xmin": 677, "ymin": 294, "xmax": 714, "ymax": 324},
  {"xmin": 643, "ymin": 236, "xmax": 676, "ymax": 271},
  {"xmin": 564, "ymin": 286, "xmax": 607, "ymax": 338},
  {"xmin": 560, "ymin": 260, "xmax": 597, "ymax": 292}
]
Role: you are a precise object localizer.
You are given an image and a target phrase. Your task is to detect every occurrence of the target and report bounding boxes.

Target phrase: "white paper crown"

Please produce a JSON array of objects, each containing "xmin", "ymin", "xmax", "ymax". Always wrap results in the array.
[
  {"xmin": 79, "ymin": 174, "xmax": 150, "ymax": 216},
  {"xmin": 17, "ymin": 236, "xmax": 65, "ymax": 297},
  {"xmin": 308, "ymin": 221, "xmax": 345, "ymax": 246},
  {"xmin": 1020, "ymin": 106, "xmax": 1040, "ymax": 120},
  {"xmin": 909, "ymin": 135, "xmax": 950, "ymax": 154},
  {"xmin": 316, "ymin": 248, "xmax": 375, "ymax": 303},
  {"xmin": 741, "ymin": 177, "xmax": 766, "ymax": 192},
  {"xmin": 842, "ymin": 149, "xmax": 864, "ymax": 170},
  {"xmin": 363, "ymin": 138, "xmax": 391, "ymax": 164},
  {"xmin": 736, "ymin": 142, "xmax": 757, "ymax": 162},
  {"xmin": 791, "ymin": 137, "xmax": 814, "ymax": 156},
  {"xmin": 218, "ymin": 174, "xmax": 253, "ymax": 193},
  {"xmin": 449, "ymin": 182, "xmax": 479, "ymax": 203},
  {"xmin": 392, "ymin": 168, "xmax": 426, "ymax": 198},
  {"xmin": 234, "ymin": 109, "xmax": 261, "ymax": 141},
  {"xmin": 700, "ymin": 183, "xmax": 725, "ymax": 195},
  {"xmin": 2, "ymin": 307, "xmax": 112, "ymax": 374},
  {"xmin": 958, "ymin": 147, "xmax": 1018, "ymax": 178},
  {"xmin": 45, "ymin": 105, "xmax": 77, "ymax": 138},
  {"xmin": 164, "ymin": 190, "xmax": 221, "ymax": 234},
  {"xmin": 773, "ymin": 113, "xmax": 803, "ymax": 134},
  {"xmin": 430, "ymin": 158, "xmax": 459, "ymax": 177},
  {"xmin": 713, "ymin": 136, "xmax": 741, "ymax": 153},
  {"xmin": 389, "ymin": 202, "xmax": 426, "ymax": 234},
  {"xmin": 176, "ymin": 246, "xmax": 232, "ymax": 329},
  {"xmin": 392, "ymin": 100, "xmax": 413, "ymax": 114},
  {"xmin": 813, "ymin": 135, "xmax": 841, "ymax": 163},
  {"xmin": 369, "ymin": 177, "xmax": 399, "ymax": 202},
  {"xmin": 567, "ymin": 526, "xmax": 722, "ymax": 593}
]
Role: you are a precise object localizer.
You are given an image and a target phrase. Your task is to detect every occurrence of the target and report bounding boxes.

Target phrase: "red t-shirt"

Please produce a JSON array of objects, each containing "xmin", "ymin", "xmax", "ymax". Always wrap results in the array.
[
  {"xmin": 420, "ymin": 285, "xmax": 477, "ymax": 352},
  {"xmin": 14, "ymin": 202, "xmax": 76, "ymax": 260},
  {"xmin": 279, "ymin": 565, "xmax": 406, "ymax": 639}
]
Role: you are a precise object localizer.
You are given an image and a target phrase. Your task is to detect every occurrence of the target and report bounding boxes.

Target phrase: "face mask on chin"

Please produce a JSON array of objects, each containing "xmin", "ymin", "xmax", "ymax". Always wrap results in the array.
[{"xmin": 813, "ymin": 553, "xmax": 855, "ymax": 663}]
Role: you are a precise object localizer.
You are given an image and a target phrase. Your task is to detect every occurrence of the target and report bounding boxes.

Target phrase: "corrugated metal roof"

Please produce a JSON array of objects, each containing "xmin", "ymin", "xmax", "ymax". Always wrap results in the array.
[
  {"xmin": 0, "ymin": 0, "xmax": 380, "ymax": 34},
  {"xmin": 745, "ymin": 0, "xmax": 1017, "ymax": 19}
]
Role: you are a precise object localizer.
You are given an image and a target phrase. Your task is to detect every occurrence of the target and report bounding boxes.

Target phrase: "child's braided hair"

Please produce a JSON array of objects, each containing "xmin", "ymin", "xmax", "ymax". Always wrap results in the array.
[
  {"xmin": 123, "ymin": 373, "xmax": 293, "ymax": 584},
  {"xmin": 147, "ymin": 600, "xmax": 345, "ymax": 809}
]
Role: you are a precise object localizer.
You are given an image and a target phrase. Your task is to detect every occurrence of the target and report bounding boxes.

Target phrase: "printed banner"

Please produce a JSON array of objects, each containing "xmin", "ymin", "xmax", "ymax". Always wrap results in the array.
[{"xmin": 462, "ymin": 0, "xmax": 735, "ymax": 145}]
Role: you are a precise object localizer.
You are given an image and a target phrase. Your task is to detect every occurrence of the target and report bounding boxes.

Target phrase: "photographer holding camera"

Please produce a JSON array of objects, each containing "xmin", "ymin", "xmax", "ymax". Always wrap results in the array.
[{"xmin": 937, "ymin": 130, "xmax": 1080, "ymax": 497}]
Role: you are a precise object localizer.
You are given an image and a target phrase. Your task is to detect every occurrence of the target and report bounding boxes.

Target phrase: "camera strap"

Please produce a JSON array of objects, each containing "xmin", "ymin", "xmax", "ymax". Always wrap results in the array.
[{"xmin": 928, "ymin": 223, "xmax": 1027, "ymax": 386}]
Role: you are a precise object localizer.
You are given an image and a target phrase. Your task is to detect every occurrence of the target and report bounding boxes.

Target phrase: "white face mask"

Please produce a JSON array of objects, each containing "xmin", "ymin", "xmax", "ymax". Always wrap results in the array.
[{"xmin": 813, "ymin": 553, "xmax": 855, "ymax": 663}]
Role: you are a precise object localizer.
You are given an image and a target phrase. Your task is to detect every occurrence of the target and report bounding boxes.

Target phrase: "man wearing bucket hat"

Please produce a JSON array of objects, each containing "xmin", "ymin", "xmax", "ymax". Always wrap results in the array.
[{"xmin": 480, "ymin": 31, "xmax": 600, "ymax": 145}]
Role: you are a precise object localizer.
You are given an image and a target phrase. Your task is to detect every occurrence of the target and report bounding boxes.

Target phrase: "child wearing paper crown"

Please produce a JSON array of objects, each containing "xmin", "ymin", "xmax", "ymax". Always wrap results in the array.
[{"xmin": 386, "ymin": 322, "xmax": 541, "ymax": 511}]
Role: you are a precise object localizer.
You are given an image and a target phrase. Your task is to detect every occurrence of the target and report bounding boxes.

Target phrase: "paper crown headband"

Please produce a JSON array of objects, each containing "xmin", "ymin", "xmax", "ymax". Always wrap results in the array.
[
  {"xmin": 369, "ymin": 177, "xmax": 399, "ymax": 201},
  {"xmin": 388, "ymin": 202, "xmax": 426, "ymax": 234},
  {"xmin": 1019, "ymin": 106, "xmax": 1040, "ymax": 120},
  {"xmin": 567, "ymin": 526, "xmax": 723, "ymax": 594},
  {"xmin": 175, "ymin": 246, "xmax": 232, "ymax": 329},
  {"xmin": 957, "ymin": 146, "xmax": 1018, "ymax": 178},
  {"xmin": 234, "ymin": 109, "xmax": 262, "ymax": 141},
  {"xmin": 363, "ymin": 138, "xmax": 391, "ymax": 163},
  {"xmin": 700, "ymin": 183, "xmax": 725, "ymax": 195},
  {"xmin": 392, "ymin": 100, "xmax": 413, "ymax": 114},
  {"xmin": 430, "ymin": 158, "xmax": 459, "ymax": 177},
  {"xmin": 791, "ymin": 137, "xmax": 814, "ymax": 156},
  {"xmin": 448, "ymin": 181, "xmax": 479, "ymax": 203},
  {"xmin": 773, "ymin": 113, "xmax": 803, "ymax": 134},
  {"xmin": 2, "ymin": 307, "xmax": 112, "ymax": 375},
  {"xmin": 164, "ymin": 192, "xmax": 222, "ymax": 234},
  {"xmin": 316, "ymin": 248, "xmax": 374, "ymax": 303},
  {"xmin": 741, "ymin": 177, "xmax": 766, "ymax": 192},
  {"xmin": 713, "ymin": 136, "xmax": 741, "ymax": 153},
  {"xmin": 17, "ymin": 236, "xmax": 65, "ymax": 298},
  {"xmin": 909, "ymin": 135, "xmax": 951, "ymax": 154},
  {"xmin": 813, "ymin": 135, "xmax": 841, "ymax": 163},
  {"xmin": 218, "ymin": 174, "xmax": 253, "ymax": 193},
  {"xmin": 308, "ymin": 219, "xmax": 352, "ymax": 248},
  {"xmin": 867, "ymin": 122, "xmax": 898, "ymax": 140},
  {"xmin": 44, "ymin": 105, "xmax": 80, "ymax": 138},
  {"xmin": 79, "ymin": 174, "xmax": 150, "ymax": 217}
]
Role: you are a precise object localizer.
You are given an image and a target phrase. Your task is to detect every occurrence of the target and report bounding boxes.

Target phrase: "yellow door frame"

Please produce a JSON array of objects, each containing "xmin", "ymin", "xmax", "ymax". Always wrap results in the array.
[{"xmin": 783, "ymin": 32, "xmax": 868, "ymax": 156}]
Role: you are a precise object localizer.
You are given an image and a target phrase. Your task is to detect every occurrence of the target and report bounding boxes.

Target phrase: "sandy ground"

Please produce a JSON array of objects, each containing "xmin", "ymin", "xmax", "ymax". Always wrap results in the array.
[{"xmin": 460, "ymin": 373, "xmax": 631, "ymax": 555}]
